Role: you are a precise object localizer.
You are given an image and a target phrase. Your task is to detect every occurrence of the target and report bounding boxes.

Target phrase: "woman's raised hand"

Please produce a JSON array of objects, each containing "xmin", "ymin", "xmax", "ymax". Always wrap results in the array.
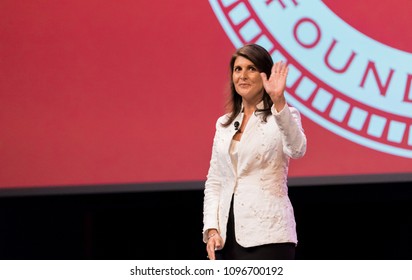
[{"xmin": 260, "ymin": 61, "xmax": 288, "ymax": 112}]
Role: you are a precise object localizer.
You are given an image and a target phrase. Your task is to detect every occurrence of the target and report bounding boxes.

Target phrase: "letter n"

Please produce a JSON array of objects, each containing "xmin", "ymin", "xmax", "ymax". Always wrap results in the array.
[{"xmin": 360, "ymin": 61, "xmax": 394, "ymax": 97}]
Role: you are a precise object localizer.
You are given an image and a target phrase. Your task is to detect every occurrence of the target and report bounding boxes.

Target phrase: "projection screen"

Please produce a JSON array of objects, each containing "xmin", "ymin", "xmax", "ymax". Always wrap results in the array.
[{"xmin": 1, "ymin": 0, "xmax": 412, "ymax": 195}]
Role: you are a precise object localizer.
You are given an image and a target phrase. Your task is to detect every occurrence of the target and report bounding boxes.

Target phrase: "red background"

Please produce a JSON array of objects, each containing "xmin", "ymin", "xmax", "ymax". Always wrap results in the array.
[{"xmin": 1, "ymin": 0, "xmax": 411, "ymax": 189}]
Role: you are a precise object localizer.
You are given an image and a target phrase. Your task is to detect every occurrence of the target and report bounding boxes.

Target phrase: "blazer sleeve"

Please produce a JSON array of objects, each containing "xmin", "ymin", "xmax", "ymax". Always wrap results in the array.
[
  {"xmin": 272, "ymin": 105, "xmax": 307, "ymax": 159},
  {"xmin": 202, "ymin": 118, "xmax": 224, "ymax": 243}
]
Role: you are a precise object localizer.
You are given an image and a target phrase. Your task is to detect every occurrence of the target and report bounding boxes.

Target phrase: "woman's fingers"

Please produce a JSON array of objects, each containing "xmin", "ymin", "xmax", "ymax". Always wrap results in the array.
[
  {"xmin": 206, "ymin": 235, "xmax": 223, "ymax": 260},
  {"xmin": 274, "ymin": 61, "xmax": 287, "ymax": 75},
  {"xmin": 206, "ymin": 241, "xmax": 216, "ymax": 260}
]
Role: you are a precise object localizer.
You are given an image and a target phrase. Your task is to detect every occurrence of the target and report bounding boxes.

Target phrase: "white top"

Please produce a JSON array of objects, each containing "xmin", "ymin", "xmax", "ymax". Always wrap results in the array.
[{"xmin": 229, "ymin": 139, "xmax": 239, "ymax": 175}]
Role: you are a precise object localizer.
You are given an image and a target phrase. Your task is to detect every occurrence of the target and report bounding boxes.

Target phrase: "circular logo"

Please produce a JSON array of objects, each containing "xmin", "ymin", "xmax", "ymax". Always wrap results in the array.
[{"xmin": 209, "ymin": 0, "xmax": 412, "ymax": 158}]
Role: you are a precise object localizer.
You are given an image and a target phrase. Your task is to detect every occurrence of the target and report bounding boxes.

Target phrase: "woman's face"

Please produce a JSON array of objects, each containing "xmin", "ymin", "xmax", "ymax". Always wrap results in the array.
[{"xmin": 232, "ymin": 56, "xmax": 264, "ymax": 103}]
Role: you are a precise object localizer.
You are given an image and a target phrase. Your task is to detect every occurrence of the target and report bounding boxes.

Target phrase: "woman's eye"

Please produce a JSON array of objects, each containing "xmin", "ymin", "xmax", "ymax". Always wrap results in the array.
[{"xmin": 249, "ymin": 67, "xmax": 256, "ymax": 71}]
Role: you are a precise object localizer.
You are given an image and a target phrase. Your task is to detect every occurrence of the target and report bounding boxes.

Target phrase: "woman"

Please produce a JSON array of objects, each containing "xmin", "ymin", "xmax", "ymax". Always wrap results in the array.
[{"xmin": 202, "ymin": 44, "xmax": 307, "ymax": 260}]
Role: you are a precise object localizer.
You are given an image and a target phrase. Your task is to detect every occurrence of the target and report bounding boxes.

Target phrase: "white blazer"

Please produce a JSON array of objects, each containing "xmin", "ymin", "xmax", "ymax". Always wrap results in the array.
[{"xmin": 203, "ymin": 103, "xmax": 307, "ymax": 248}]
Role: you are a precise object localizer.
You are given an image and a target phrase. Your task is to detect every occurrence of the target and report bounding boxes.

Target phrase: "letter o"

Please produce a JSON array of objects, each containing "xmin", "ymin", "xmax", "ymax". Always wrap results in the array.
[{"xmin": 293, "ymin": 17, "xmax": 321, "ymax": 49}]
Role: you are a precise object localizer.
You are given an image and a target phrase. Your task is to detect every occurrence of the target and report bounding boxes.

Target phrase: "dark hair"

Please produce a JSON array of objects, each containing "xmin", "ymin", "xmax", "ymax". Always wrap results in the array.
[{"xmin": 222, "ymin": 43, "xmax": 274, "ymax": 127}]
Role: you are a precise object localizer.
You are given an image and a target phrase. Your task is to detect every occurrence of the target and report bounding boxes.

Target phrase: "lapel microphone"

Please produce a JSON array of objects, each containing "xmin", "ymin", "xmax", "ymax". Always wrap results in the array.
[{"xmin": 234, "ymin": 121, "xmax": 240, "ymax": 131}]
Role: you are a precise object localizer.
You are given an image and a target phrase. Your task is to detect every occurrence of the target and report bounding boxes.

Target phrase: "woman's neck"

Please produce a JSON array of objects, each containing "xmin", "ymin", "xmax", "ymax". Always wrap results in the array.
[
  {"xmin": 241, "ymin": 92, "xmax": 263, "ymax": 116},
  {"xmin": 242, "ymin": 105, "xmax": 255, "ymax": 117},
  {"xmin": 242, "ymin": 99, "xmax": 260, "ymax": 116}
]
